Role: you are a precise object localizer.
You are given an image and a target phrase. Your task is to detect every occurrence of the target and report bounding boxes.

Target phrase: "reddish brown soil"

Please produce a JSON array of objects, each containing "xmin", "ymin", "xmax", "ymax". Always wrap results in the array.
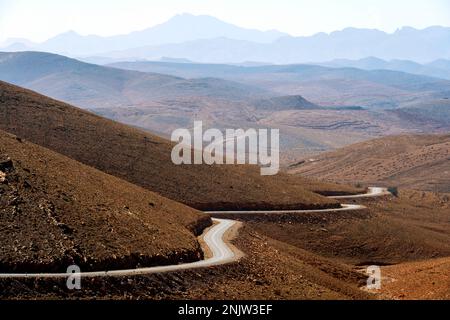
[
  {"xmin": 0, "ymin": 130, "xmax": 210, "ymax": 273},
  {"xmin": 0, "ymin": 224, "xmax": 372, "ymax": 300},
  {"xmin": 289, "ymin": 134, "xmax": 450, "ymax": 193},
  {"xmin": 0, "ymin": 81, "xmax": 342, "ymax": 211},
  {"xmin": 2, "ymin": 81, "xmax": 447, "ymax": 300},
  {"xmin": 379, "ymin": 257, "xmax": 450, "ymax": 300},
  {"xmin": 246, "ymin": 190, "xmax": 450, "ymax": 266}
]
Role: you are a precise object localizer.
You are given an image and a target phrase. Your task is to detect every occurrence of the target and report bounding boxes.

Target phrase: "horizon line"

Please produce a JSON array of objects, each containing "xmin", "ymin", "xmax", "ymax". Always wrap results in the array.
[{"xmin": 1, "ymin": 13, "xmax": 450, "ymax": 45}]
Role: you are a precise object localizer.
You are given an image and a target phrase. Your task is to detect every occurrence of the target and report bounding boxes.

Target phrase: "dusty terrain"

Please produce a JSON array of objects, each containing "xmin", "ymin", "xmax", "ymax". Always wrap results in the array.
[
  {"xmin": 0, "ymin": 130, "xmax": 210, "ymax": 273},
  {"xmin": 1, "ymin": 185, "xmax": 448, "ymax": 300},
  {"xmin": 0, "ymin": 81, "xmax": 349, "ymax": 211},
  {"xmin": 247, "ymin": 190, "xmax": 450, "ymax": 266},
  {"xmin": 0, "ymin": 80, "xmax": 449, "ymax": 300},
  {"xmin": 240, "ymin": 188, "xmax": 450, "ymax": 300},
  {"xmin": 380, "ymin": 257, "xmax": 450, "ymax": 300},
  {"xmin": 290, "ymin": 134, "xmax": 450, "ymax": 192},
  {"xmin": 0, "ymin": 223, "xmax": 373, "ymax": 300},
  {"xmin": 288, "ymin": 135, "xmax": 450, "ymax": 299},
  {"xmin": 0, "ymin": 81, "xmax": 378, "ymax": 299}
]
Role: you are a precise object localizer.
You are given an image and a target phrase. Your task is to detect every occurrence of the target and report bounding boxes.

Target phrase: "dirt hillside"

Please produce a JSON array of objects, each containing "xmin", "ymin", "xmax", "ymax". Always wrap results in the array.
[
  {"xmin": 247, "ymin": 189, "xmax": 450, "ymax": 266},
  {"xmin": 0, "ymin": 81, "xmax": 342, "ymax": 210},
  {"xmin": 289, "ymin": 134, "xmax": 450, "ymax": 192},
  {"xmin": 0, "ymin": 130, "xmax": 209, "ymax": 273}
]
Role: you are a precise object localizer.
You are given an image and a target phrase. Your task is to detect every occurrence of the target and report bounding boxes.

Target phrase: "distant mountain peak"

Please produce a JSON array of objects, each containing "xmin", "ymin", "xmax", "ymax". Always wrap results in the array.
[
  {"xmin": 3, "ymin": 19, "xmax": 450, "ymax": 63},
  {"xmin": 57, "ymin": 30, "xmax": 81, "ymax": 37},
  {"xmin": 395, "ymin": 26, "xmax": 419, "ymax": 34},
  {"xmin": 172, "ymin": 13, "xmax": 218, "ymax": 20}
]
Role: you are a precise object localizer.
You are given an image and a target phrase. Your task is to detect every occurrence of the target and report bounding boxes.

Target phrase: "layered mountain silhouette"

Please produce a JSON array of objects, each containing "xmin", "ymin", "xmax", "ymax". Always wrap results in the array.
[
  {"xmin": 1, "ymin": 51, "xmax": 449, "ymax": 163},
  {"xmin": 109, "ymin": 58, "xmax": 450, "ymax": 109},
  {"xmin": 317, "ymin": 57, "xmax": 450, "ymax": 80},
  {"xmin": 1, "ymin": 15, "xmax": 450, "ymax": 63},
  {"xmin": 0, "ymin": 14, "xmax": 287, "ymax": 56},
  {"xmin": 89, "ymin": 26, "xmax": 450, "ymax": 64},
  {"xmin": 0, "ymin": 51, "xmax": 270, "ymax": 109}
]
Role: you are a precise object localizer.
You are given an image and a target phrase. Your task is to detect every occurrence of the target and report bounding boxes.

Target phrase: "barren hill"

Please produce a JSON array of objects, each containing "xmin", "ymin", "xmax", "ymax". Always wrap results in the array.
[
  {"xmin": 0, "ymin": 130, "xmax": 209, "ymax": 273},
  {"xmin": 0, "ymin": 51, "xmax": 269, "ymax": 109},
  {"xmin": 110, "ymin": 60, "xmax": 450, "ymax": 110},
  {"xmin": 289, "ymin": 134, "xmax": 450, "ymax": 192},
  {"xmin": 2, "ymin": 52, "xmax": 448, "ymax": 162},
  {"xmin": 252, "ymin": 95, "xmax": 321, "ymax": 111},
  {"xmin": 0, "ymin": 81, "xmax": 341, "ymax": 210}
]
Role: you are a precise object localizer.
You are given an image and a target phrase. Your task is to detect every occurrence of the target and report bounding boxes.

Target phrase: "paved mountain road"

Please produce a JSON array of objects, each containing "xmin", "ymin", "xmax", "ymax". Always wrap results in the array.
[
  {"xmin": 0, "ymin": 187, "xmax": 389, "ymax": 278},
  {"xmin": 0, "ymin": 218, "xmax": 238, "ymax": 279}
]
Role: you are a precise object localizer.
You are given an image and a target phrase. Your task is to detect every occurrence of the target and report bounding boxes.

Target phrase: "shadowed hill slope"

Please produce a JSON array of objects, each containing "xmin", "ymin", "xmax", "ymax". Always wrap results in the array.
[
  {"xmin": 252, "ymin": 95, "xmax": 321, "ymax": 111},
  {"xmin": 0, "ymin": 130, "xmax": 209, "ymax": 273},
  {"xmin": 0, "ymin": 81, "xmax": 340, "ymax": 210}
]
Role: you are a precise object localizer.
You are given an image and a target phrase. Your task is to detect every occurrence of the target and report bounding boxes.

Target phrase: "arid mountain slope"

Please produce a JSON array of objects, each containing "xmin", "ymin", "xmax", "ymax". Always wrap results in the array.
[
  {"xmin": 0, "ymin": 51, "xmax": 269, "ymax": 109},
  {"xmin": 105, "ymin": 60, "xmax": 450, "ymax": 161},
  {"xmin": 394, "ymin": 99, "xmax": 450, "ymax": 127},
  {"xmin": 380, "ymin": 257, "xmax": 450, "ymax": 300},
  {"xmin": 2, "ymin": 52, "xmax": 448, "ymax": 162},
  {"xmin": 110, "ymin": 60, "xmax": 450, "ymax": 109},
  {"xmin": 249, "ymin": 189, "xmax": 450, "ymax": 266},
  {"xmin": 0, "ymin": 81, "xmax": 340, "ymax": 210},
  {"xmin": 0, "ymin": 130, "xmax": 209, "ymax": 273},
  {"xmin": 289, "ymin": 134, "xmax": 450, "ymax": 192},
  {"xmin": 251, "ymin": 95, "xmax": 321, "ymax": 111},
  {"xmin": 0, "ymin": 221, "xmax": 374, "ymax": 300}
]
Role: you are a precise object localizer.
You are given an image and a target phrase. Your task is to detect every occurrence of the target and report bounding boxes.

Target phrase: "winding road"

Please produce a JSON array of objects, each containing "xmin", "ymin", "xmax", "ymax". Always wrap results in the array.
[
  {"xmin": 205, "ymin": 187, "xmax": 388, "ymax": 215},
  {"xmin": 0, "ymin": 218, "xmax": 238, "ymax": 279},
  {"xmin": 0, "ymin": 187, "xmax": 389, "ymax": 279},
  {"xmin": 329, "ymin": 187, "xmax": 391, "ymax": 199},
  {"xmin": 205, "ymin": 204, "xmax": 366, "ymax": 215}
]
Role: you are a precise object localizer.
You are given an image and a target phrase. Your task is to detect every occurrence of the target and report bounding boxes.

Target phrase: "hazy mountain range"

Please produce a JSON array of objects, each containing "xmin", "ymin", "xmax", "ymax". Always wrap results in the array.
[
  {"xmin": 2, "ymin": 51, "xmax": 449, "ymax": 112},
  {"xmin": 1, "ymin": 51, "xmax": 449, "ymax": 162},
  {"xmin": 110, "ymin": 59, "xmax": 450, "ymax": 109},
  {"xmin": 0, "ymin": 51, "xmax": 269, "ymax": 109},
  {"xmin": 0, "ymin": 14, "xmax": 287, "ymax": 56},
  {"xmin": 317, "ymin": 57, "xmax": 450, "ymax": 80},
  {"xmin": 1, "ymin": 14, "xmax": 450, "ymax": 64}
]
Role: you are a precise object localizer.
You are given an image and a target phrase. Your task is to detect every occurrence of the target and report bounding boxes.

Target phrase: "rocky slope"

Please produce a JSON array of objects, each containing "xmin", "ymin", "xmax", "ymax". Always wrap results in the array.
[
  {"xmin": 289, "ymin": 134, "xmax": 450, "ymax": 192},
  {"xmin": 0, "ymin": 81, "xmax": 340, "ymax": 210},
  {"xmin": 0, "ymin": 130, "xmax": 210, "ymax": 273}
]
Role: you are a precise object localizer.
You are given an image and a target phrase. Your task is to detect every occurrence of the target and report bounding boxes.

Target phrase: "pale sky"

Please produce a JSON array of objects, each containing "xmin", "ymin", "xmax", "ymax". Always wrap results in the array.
[{"xmin": 1, "ymin": 0, "xmax": 450, "ymax": 43}]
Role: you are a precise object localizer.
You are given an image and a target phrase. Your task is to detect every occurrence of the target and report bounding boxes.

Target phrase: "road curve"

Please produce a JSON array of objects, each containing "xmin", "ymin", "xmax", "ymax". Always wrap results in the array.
[
  {"xmin": 329, "ymin": 187, "xmax": 390, "ymax": 199},
  {"xmin": 0, "ymin": 218, "xmax": 238, "ymax": 279},
  {"xmin": 0, "ymin": 187, "xmax": 389, "ymax": 279},
  {"xmin": 205, "ymin": 204, "xmax": 366, "ymax": 215},
  {"xmin": 205, "ymin": 188, "xmax": 389, "ymax": 215}
]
